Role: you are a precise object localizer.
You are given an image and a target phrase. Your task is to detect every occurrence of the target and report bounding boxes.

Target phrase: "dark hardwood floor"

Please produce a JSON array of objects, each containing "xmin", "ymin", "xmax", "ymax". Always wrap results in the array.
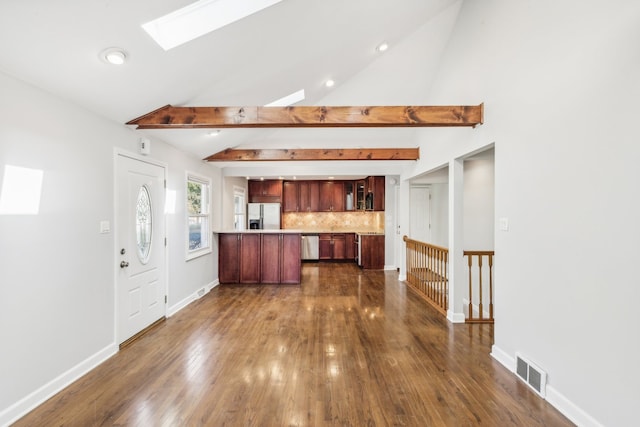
[{"xmin": 15, "ymin": 263, "xmax": 573, "ymax": 426}]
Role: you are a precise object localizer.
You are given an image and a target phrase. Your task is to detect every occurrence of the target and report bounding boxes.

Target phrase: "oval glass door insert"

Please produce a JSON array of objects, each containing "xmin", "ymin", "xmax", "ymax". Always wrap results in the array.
[{"xmin": 136, "ymin": 185, "xmax": 153, "ymax": 264}]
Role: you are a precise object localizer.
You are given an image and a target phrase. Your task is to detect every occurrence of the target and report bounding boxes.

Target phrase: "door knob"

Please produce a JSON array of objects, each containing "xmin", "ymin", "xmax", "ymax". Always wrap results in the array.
[{"xmin": 120, "ymin": 261, "xmax": 129, "ymax": 268}]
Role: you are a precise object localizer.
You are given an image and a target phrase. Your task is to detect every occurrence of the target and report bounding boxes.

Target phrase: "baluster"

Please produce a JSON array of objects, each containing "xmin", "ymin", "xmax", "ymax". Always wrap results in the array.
[
  {"xmin": 467, "ymin": 254, "xmax": 473, "ymax": 320},
  {"xmin": 488, "ymin": 254, "xmax": 493, "ymax": 321},
  {"xmin": 478, "ymin": 254, "xmax": 483, "ymax": 321}
]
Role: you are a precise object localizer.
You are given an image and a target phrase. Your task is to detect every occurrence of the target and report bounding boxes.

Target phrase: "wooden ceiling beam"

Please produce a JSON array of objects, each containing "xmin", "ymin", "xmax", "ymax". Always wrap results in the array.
[
  {"xmin": 204, "ymin": 148, "xmax": 420, "ymax": 162},
  {"xmin": 126, "ymin": 104, "xmax": 483, "ymax": 129}
]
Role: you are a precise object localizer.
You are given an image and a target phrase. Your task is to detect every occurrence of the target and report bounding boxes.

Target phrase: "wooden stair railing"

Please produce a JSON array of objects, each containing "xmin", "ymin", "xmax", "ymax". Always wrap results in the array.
[
  {"xmin": 403, "ymin": 236, "xmax": 448, "ymax": 316},
  {"xmin": 464, "ymin": 251, "xmax": 495, "ymax": 324}
]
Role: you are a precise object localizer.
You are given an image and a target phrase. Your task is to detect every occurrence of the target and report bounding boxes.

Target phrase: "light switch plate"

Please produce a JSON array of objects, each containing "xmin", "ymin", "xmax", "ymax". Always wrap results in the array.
[
  {"xmin": 499, "ymin": 217, "xmax": 509, "ymax": 231},
  {"xmin": 100, "ymin": 220, "xmax": 111, "ymax": 234}
]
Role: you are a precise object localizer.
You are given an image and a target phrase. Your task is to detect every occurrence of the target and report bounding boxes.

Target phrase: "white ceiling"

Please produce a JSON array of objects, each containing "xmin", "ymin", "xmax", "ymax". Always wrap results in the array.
[{"xmin": 0, "ymin": 0, "xmax": 460, "ymax": 177}]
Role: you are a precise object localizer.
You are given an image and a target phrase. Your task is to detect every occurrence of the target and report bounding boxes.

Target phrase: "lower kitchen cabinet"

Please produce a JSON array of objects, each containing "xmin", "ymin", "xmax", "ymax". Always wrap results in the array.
[
  {"xmin": 261, "ymin": 233, "xmax": 301, "ymax": 284},
  {"xmin": 360, "ymin": 234, "xmax": 385, "ymax": 270},
  {"xmin": 218, "ymin": 232, "xmax": 301, "ymax": 284},
  {"xmin": 319, "ymin": 233, "xmax": 348, "ymax": 260}
]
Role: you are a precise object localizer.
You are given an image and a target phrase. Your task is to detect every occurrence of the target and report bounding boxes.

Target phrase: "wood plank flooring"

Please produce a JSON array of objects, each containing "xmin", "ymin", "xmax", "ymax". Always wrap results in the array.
[{"xmin": 14, "ymin": 263, "xmax": 573, "ymax": 426}]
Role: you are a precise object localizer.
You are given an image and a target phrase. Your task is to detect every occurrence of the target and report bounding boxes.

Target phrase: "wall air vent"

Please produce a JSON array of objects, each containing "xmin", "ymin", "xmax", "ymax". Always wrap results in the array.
[{"xmin": 515, "ymin": 353, "xmax": 547, "ymax": 398}]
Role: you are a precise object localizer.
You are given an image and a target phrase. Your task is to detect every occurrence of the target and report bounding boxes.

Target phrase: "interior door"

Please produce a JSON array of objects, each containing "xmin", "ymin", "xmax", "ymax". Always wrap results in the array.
[{"xmin": 116, "ymin": 153, "xmax": 166, "ymax": 344}]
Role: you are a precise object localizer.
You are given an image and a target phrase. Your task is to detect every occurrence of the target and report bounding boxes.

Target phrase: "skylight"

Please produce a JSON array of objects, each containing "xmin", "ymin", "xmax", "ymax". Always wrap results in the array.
[
  {"xmin": 142, "ymin": 0, "xmax": 283, "ymax": 51},
  {"xmin": 264, "ymin": 89, "xmax": 305, "ymax": 107}
]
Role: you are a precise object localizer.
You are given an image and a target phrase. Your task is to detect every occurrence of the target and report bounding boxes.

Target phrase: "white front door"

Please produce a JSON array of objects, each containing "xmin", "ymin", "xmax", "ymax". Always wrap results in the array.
[{"xmin": 116, "ymin": 153, "xmax": 166, "ymax": 344}]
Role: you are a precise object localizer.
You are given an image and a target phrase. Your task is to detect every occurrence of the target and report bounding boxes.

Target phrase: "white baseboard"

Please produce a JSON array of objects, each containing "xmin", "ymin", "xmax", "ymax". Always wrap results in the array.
[
  {"xmin": 0, "ymin": 343, "xmax": 117, "ymax": 427},
  {"xmin": 167, "ymin": 280, "xmax": 218, "ymax": 317},
  {"xmin": 546, "ymin": 386, "xmax": 604, "ymax": 427},
  {"xmin": 490, "ymin": 344, "xmax": 514, "ymax": 371},
  {"xmin": 491, "ymin": 345, "xmax": 603, "ymax": 427},
  {"xmin": 383, "ymin": 265, "xmax": 397, "ymax": 271},
  {"xmin": 446, "ymin": 310, "xmax": 466, "ymax": 323}
]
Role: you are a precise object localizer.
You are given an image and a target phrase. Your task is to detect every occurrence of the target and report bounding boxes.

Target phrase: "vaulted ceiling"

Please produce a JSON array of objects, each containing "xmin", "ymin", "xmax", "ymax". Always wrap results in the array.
[{"xmin": 0, "ymin": 0, "xmax": 463, "ymax": 177}]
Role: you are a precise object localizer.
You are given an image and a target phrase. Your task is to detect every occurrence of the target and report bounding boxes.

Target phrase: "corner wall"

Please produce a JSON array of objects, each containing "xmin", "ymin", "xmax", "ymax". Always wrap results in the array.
[{"xmin": 0, "ymin": 71, "xmax": 221, "ymax": 424}]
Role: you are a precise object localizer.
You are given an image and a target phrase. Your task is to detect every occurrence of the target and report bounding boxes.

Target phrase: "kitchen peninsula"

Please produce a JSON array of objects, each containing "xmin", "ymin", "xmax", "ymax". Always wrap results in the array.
[{"xmin": 215, "ymin": 230, "xmax": 301, "ymax": 284}]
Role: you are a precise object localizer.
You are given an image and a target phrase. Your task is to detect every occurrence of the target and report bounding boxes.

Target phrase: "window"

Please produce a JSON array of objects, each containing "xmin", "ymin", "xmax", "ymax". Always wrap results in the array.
[
  {"xmin": 186, "ymin": 172, "xmax": 211, "ymax": 259},
  {"xmin": 233, "ymin": 186, "xmax": 246, "ymax": 231}
]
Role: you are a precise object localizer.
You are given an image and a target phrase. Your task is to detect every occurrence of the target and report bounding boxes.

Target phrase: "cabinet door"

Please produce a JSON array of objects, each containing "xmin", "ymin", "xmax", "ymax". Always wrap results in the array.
[
  {"xmin": 332, "ymin": 182, "xmax": 345, "ymax": 211},
  {"xmin": 282, "ymin": 181, "xmax": 299, "ymax": 212},
  {"xmin": 261, "ymin": 233, "xmax": 281, "ymax": 283},
  {"xmin": 332, "ymin": 234, "xmax": 346, "ymax": 259},
  {"xmin": 319, "ymin": 234, "xmax": 332, "ymax": 259},
  {"xmin": 297, "ymin": 181, "xmax": 309, "ymax": 211},
  {"xmin": 345, "ymin": 233, "xmax": 355, "ymax": 260},
  {"xmin": 219, "ymin": 234, "xmax": 240, "ymax": 283},
  {"xmin": 239, "ymin": 234, "xmax": 261, "ymax": 283},
  {"xmin": 373, "ymin": 176, "xmax": 385, "ymax": 211},
  {"xmin": 264, "ymin": 180, "xmax": 283, "ymax": 197},
  {"xmin": 281, "ymin": 234, "xmax": 301, "ymax": 284},
  {"xmin": 355, "ymin": 180, "xmax": 366, "ymax": 210},
  {"xmin": 318, "ymin": 182, "xmax": 334, "ymax": 211},
  {"xmin": 307, "ymin": 181, "xmax": 320, "ymax": 211},
  {"xmin": 361, "ymin": 235, "xmax": 385, "ymax": 269}
]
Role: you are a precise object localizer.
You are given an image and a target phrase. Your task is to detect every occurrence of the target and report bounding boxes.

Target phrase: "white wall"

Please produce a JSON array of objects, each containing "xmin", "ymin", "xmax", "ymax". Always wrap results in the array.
[
  {"xmin": 463, "ymin": 156, "xmax": 494, "ymax": 250},
  {"xmin": 406, "ymin": 1, "xmax": 640, "ymax": 425},
  {"xmin": 0, "ymin": 71, "xmax": 221, "ymax": 424},
  {"xmin": 430, "ymin": 183, "xmax": 449, "ymax": 247}
]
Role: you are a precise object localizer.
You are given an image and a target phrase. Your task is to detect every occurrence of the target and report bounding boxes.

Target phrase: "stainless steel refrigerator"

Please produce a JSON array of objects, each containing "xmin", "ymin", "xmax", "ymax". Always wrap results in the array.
[{"xmin": 247, "ymin": 203, "xmax": 281, "ymax": 229}]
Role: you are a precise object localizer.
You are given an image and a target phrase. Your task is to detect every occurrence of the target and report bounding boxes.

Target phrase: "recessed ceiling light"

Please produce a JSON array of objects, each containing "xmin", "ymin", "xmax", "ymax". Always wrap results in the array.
[
  {"xmin": 325, "ymin": 79, "xmax": 335, "ymax": 88},
  {"xmin": 376, "ymin": 42, "xmax": 389, "ymax": 52},
  {"xmin": 101, "ymin": 48, "xmax": 127, "ymax": 65},
  {"xmin": 207, "ymin": 130, "xmax": 221, "ymax": 136},
  {"xmin": 328, "ymin": 176, "xmax": 335, "ymax": 180},
  {"xmin": 142, "ymin": 0, "xmax": 283, "ymax": 51},
  {"xmin": 265, "ymin": 89, "xmax": 305, "ymax": 107}
]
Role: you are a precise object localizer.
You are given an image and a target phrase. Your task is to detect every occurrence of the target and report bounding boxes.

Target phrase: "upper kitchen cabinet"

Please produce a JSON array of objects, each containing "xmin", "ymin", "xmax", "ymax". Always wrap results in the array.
[
  {"xmin": 367, "ymin": 176, "xmax": 385, "ymax": 211},
  {"xmin": 249, "ymin": 180, "xmax": 283, "ymax": 203},
  {"xmin": 283, "ymin": 181, "xmax": 320, "ymax": 212},
  {"xmin": 282, "ymin": 181, "xmax": 299, "ymax": 212},
  {"xmin": 318, "ymin": 181, "xmax": 344, "ymax": 212}
]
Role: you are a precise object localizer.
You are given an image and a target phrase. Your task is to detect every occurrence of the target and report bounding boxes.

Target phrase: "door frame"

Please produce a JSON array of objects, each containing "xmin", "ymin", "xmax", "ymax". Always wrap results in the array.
[{"xmin": 113, "ymin": 148, "xmax": 168, "ymax": 345}]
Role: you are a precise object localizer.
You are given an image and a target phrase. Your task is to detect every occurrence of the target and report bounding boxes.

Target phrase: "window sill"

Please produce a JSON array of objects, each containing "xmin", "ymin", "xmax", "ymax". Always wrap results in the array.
[{"xmin": 186, "ymin": 247, "xmax": 212, "ymax": 261}]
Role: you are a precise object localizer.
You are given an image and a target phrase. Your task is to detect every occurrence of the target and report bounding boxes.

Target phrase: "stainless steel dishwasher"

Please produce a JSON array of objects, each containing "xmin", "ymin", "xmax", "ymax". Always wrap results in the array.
[{"xmin": 301, "ymin": 234, "xmax": 319, "ymax": 260}]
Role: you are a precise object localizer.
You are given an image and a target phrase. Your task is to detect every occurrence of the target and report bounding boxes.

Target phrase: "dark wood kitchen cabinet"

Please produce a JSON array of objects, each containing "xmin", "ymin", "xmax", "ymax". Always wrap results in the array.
[
  {"xmin": 345, "ymin": 233, "xmax": 356, "ymax": 260},
  {"xmin": 366, "ymin": 176, "xmax": 385, "ymax": 211},
  {"xmin": 283, "ymin": 181, "xmax": 320, "ymax": 212},
  {"xmin": 218, "ymin": 232, "xmax": 300, "ymax": 284},
  {"xmin": 218, "ymin": 233, "xmax": 241, "ymax": 283},
  {"xmin": 318, "ymin": 181, "xmax": 344, "ymax": 212},
  {"xmin": 219, "ymin": 233, "xmax": 260, "ymax": 283},
  {"xmin": 261, "ymin": 233, "xmax": 301, "ymax": 284},
  {"xmin": 248, "ymin": 180, "xmax": 282, "ymax": 203},
  {"xmin": 282, "ymin": 181, "xmax": 299, "ymax": 212},
  {"xmin": 319, "ymin": 233, "xmax": 346, "ymax": 260},
  {"xmin": 360, "ymin": 234, "xmax": 385, "ymax": 270},
  {"xmin": 299, "ymin": 181, "xmax": 320, "ymax": 212}
]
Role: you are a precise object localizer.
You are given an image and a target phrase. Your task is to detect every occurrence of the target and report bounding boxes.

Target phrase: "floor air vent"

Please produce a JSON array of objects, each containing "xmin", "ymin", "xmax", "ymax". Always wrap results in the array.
[{"xmin": 515, "ymin": 353, "xmax": 547, "ymax": 398}]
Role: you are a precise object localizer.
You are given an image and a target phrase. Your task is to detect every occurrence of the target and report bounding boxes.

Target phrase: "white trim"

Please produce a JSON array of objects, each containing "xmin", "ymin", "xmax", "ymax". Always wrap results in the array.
[
  {"xmin": 490, "ymin": 344, "xmax": 515, "ymax": 371},
  {"xmin": 491, "ymin": 345, "xmax": 603, "ymax": 427},
  {"xmin": 0, "ymin": 344, "xmax": 117, "ymax": 427},
  {"xmin": 167, "ymin": 280, "xmax": 219, "ymax": 317},
  {"xmin": 186, "ymin": 171, "xmax": 212, "ymax": 260},
  {"xmin": 398, "ymin": 273, "xmax": 407, "ymax": 281},
  {"xmin": 446, "ymin": 310, "xmax": 466, "ymax": 323},
  {"xmin": 383, "ymin": 265, "xmax": 396, "ymax": 271},
  {"xmin": 546, "ymin": 386, "xmax": 605, "ymax": 427}
]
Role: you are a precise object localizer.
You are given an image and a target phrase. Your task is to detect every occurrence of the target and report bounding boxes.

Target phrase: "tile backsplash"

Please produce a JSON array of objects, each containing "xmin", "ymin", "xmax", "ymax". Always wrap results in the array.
[{"xmin": 282, "ymin": 211, "xmax": 384, "ymax": 232}]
